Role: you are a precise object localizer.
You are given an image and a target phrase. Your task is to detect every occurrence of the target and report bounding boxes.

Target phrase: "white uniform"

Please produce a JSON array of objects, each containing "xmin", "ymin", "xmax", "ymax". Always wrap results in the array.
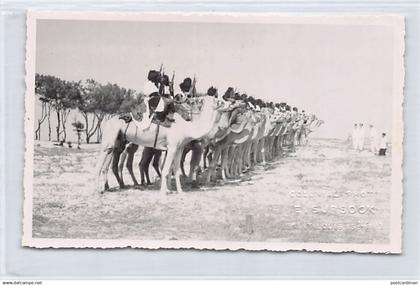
[
  {"xmin": 380, "ymin": 136, "xmax": 388, "ymax": 149},
  {"xmin": 357, "ymin": 126, "xmax": 365, "ymax": 151},
  {"xmin": 369, "ymin": 127, "xmax": 378, "ymax": 153},
  {"xmin": 351, "ymin": 126, "xmax": 358, "ymax": 149}
]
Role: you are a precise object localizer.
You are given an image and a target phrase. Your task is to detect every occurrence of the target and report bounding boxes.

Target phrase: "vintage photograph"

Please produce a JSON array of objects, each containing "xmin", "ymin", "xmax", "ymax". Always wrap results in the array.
[{"xmin": 23, "ymin": 12, "xmax": 404, "ymax": 252}]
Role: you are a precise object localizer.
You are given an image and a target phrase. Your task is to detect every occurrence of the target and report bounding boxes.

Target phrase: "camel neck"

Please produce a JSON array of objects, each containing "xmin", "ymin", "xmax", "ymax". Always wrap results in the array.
[{"xmin": 188, "ymin": 98, "xmax": 218, "ymax": 140}]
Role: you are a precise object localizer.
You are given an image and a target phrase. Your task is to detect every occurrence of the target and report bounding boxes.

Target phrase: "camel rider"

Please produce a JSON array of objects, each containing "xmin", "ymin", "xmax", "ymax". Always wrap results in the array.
[
  {"xmin": 254, "ymin": 98, "xmax": 263, "ymax": 112},
  {"xmin": 274, "ymin": 103, "xmax": 281, "ymax": 115},
  {"xmin": 174, "ymin": 77, "xmax": 200, "ymax": 108},
  {"xmin": 245, "ymin": 96, "xmax": 256, "ymax": 111},
  {"xmin": 279, "ymin": 102, "xmax": 287, "ymax": 113},
  {"xmin": 222, "ymin": 87, "xmax": 235, "ymax": 103},
  {"xmin": 152, "ymin": 72, "xmax": 173, "ymax": 120},
  {"xmin": 228, "ymin": 93, "xmax": 248, "ymax": 131},
  {"xmin": 207, "ymin": 86, "xmax": 218, "ymax": 98},
  {"xmin": 141, "ymin": 70, "xmax": 174, "ymax": 131}
]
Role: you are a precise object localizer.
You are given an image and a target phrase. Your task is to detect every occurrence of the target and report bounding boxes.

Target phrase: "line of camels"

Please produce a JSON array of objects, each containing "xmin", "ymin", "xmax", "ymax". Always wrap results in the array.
[{"xmin": 95, "ymin": 95, "xmax": 324, "ymax": 195}]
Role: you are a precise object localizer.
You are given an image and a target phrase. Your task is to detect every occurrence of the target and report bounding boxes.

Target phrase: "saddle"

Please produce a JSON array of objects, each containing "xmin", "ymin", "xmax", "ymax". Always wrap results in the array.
[
  {"xmin": 228, "ymin": 108, "xmax": 248, "ymax": 134},
  {"xmin": 229, "ymin": 116, "xmax": 248, "ymax": 134},
  {"xmin": 151, "ymin": 117, "xmax": 172, "ymax": 128},
  {"xmin": 118, "ymin": 113, "xmax": 133, "ymax": 123},
  {"xmin": 148, "ymin": 95, "xmax": 176, "ymax": 127}
]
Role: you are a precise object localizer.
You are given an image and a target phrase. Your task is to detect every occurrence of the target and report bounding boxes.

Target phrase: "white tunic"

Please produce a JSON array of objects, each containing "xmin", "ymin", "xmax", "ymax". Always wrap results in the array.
[{"xmin": 380, "ymin": 136, "xmax": 388, "ymax": 149}]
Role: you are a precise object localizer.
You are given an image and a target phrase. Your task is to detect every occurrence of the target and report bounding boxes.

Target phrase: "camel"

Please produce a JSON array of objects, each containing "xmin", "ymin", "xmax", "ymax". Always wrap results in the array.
[
  {"xmin": 205, "ymin": 105, "xmax": 264, "ymax": 182},
  {"xmin": 270, "ymin": 113, "xmax": 288, "ymax": 158},
  {"xmin": 96, "ymin": 96, "xmax": 229, "ymax": 194},
  {"xmin": 221, "ymin": 110, "xmax": 258, "ymax": 178},
  {"xmin": 300, "ymin": 115, "xmax": 324, "ymax": 145},
  {"xmin": 117, "ymin": 142, "xmax": 140, "ymax": 186},
  {"xmin": 180, "ymin": 100, "xmax": 244, "ymax": 184},
  {"xmin": 138, "ymin": 147, "xmax": 162, "ymax": 185},
  {"xmin": 113, "ymin": 99, "xmax": 194, "ymax": 189},
  {"xmin": 104, "ymin": 96, "xmax": 322, "ymax": 192},
  {"xmin": 226, "ymin": 108, "xmax": 281, "ymax": 176}
]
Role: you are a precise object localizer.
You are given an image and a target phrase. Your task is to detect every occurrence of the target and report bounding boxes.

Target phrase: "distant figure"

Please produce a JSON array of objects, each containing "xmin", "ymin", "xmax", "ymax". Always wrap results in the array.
[
  {"xmin": 379, "ymin": 133, "xmax": 388, "ymax": 156},
  {"xmin": 351, "ymin": 123, "xmax": 358, "ymax": 149},
  {"xmin": 356, "ymin": 123, "xmax": 365, "ymax": 151},
  {"xmin": 368, "ymin": 124, "xmax": 378, "ymax": 154},
  {"xmin": 54, "ymin": 140, "xmax": 65, "ymax": 147}
]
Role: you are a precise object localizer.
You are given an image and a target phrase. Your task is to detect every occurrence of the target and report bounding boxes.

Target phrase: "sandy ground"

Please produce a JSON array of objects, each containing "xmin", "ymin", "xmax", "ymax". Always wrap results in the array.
[{"xmin": 32, "ymin": 138, "xmax": 391, "ymax": 243}]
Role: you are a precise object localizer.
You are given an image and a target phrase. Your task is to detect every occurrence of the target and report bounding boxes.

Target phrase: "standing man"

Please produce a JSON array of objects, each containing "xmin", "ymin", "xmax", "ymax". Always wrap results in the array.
[
  {"xmin": 368, "ymin": 124, "xmax": 378, "ymax": 154},
  {"xmin": 357, "ymin": 123, "xmax": 365, "ymax": 151},
  {"xmin": 379, "ymin": 133, "xmax": 388, "ymax": 156},
  {"xmin": 351, "ymin": 123, "xmax": 358, "ymax": 150}
]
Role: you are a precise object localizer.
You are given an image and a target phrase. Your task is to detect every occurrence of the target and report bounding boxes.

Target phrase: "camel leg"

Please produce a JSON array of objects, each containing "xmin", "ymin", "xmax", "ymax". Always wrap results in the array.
[
  {"xmin": 103, "ymin": 151, "xmax": 114, "ymax": 192},
  {"xmin": 239, "ymin": 145, "xmax": 244, "ymax": 174},
  {"xmin": 226, "ymin": 145, "xmax": 235, "ymax": 179},
  {"xmin": 255, "ymin": 140, "xmax": 260, "ymax": 163},
  {"xmin": 111, "ymin": 147, "xmax": 126, "ymax": 189},
  {"xmin": 228, "ymin": 146, "xmax": 236, "ymax": 177},
  {"xmin": 206, "ymin": 146, "xmax": 213, "ymax": 168},
  {"xmin": 244, "ymin": 142, "xmax": 251, "ymax": 171},
  {"xmin": 152, "ymin": 149, "xmax": 162, "ymax": 179},
  {"xmin": 95, "ymin": 118, "xmax": 129, "ymax": 193},
  {"xmin": 189, "ymin": 141, "xmax": 203, "ymax": 185},
  {"xmin": 180, "ymin": 146, "xmax": 189, "ymax": 178},
  {"xmin": 203, "ymin": 145, "xmax": 210, "ymax": 169},
  {"xmin": 221, "ymin": 147, "xmax": 229, "ymax": 181},
  {"xmin": 261, "ymin": 138, "xmax": 267, "ymax": 165},
  {"xmin": 172, "ymin": 147, "xmax": 185, "ymax": 194},
  {"xmin": 139, "ymin": 147, "xmax": 154, "ymax": 186},
  {"xmin": 237, "ymin": 145, "xmax": 244, "ymax": 175},
  {"xmin": 273, "ymin": 136, "xmax": 279, "ymax": 157},
  {"xmin": 233, "ymin": 146, "xmax": 241, "ymax": 177},
  {"xmin": 206, "ymin": 145, "xmax": 222, "ymax": 183},
  {"xmin": 242, "ymin": 143, "xmax": 248, "ymax": 172},
  {"xmin": 252, "ymin": 140, "xmax": 259, "ymax": 164},
  {"xmin": 118, "ymin": 148, "xmax": 128, "ymax": 186},
  {"xmin": 271, "ymin": 136, "xmax": 276, "ymax": 158},
  {"xmin": 144, "ymin": 155, "xmax": 152, "ymax": 185},
  {"xmin": 263, "ymin": 139, "xmax": 269, "ymax": 162},
  {"xmin": 278, "ymin": 135, "xmax": 284, "ymax": 157},
  {"xmin": 229, "ymin": 146, "xmax": 238, "ymax": 177},
  {"xmin": 160, "ymin": 147, "xmax": 176, "ymax": 194},
  {"xmin": 255, "ymin": 139, "xmax": 261, "ymax": 163},
  {"xmin": 267, "ymin": 138, "xmax": 272, "ymax": 160},
  {"xmin": 126, "ymin": 144, "xmax": 139, "ymax": 186},
  {"xmin": 96, "ymin": 148, "xmax": 114, "ymax": 193},
  {"xmin": 248, "ymin": 141, "xmax": 253, "ymax": 167}
]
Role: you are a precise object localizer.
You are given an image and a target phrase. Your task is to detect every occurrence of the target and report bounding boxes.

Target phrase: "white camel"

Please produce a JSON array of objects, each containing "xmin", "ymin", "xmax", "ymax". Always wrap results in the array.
[{"xmin": 95, "ymin": 96, "xmax": 228, "ymax": 195}]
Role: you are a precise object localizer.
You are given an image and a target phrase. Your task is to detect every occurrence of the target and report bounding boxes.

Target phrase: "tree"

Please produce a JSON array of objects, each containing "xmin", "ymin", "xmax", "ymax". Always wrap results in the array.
[
  {"xmin": 72, "ymin": 120, "xmax": 84, "ymax": 149},
  {"xmin": 56, "ymin": 80, "xmax": 82, "ymax": 141},
  {"xmin": 78, "ymin": 79, "xmax": 106, "ymax": 144},
  {"xmin": 78, "ymin": 80, "xmax": 142, "ymax": 143},
  {"xmin": 34, "ymin": 74, "xmax": 52, "ymax": 140},
  {"xmin": 34, "ymin": 74, "xmax": 81, "ymax": 142}
]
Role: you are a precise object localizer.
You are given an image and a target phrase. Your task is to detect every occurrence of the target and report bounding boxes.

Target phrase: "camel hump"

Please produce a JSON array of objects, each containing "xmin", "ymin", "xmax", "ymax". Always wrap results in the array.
[
  {"xmin": 118, "ymin": 113, "xmax": 132, "ymax": 123},
  {"xmin": 229, "ymin": 119, "xmax": 247, "ymax": 134}
]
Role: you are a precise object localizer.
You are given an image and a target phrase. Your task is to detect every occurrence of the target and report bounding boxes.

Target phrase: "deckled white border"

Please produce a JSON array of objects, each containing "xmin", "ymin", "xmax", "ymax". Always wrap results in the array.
[{"xmin": 23, "ymin": 11, "xmax": 405, "ymax": 253}]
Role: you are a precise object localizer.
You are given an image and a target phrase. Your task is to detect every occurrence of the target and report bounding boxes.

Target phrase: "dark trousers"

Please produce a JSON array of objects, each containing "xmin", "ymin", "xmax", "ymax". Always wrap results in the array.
[{"xmin": 379, "ymin": 148, "xmax": 387, "ymax": 156}]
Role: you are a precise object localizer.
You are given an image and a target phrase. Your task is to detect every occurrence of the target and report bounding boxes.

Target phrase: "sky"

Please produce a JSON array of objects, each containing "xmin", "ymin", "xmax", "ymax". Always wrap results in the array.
[{"xmin": 35, "ymin": 18, "xmax": 396, "ymax": 139}]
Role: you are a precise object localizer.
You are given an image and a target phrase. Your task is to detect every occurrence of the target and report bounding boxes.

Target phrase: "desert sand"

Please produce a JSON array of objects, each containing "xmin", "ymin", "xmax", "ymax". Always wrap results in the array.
[{"xmin": 31, "ymin": 138, "xmax": 391, "ymax": 244}]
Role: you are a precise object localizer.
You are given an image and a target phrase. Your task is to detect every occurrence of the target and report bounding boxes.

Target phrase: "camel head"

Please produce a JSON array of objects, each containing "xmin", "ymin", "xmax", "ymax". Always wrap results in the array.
[
  {"xmin": 130, "ymin": 98, "xmax": 147, "ymax": 121},
  {"xmin": 174, "ymin": 101, "xmax": 193, "ymax": 121},
  {"xmin": 215, "ymin": 99, "xmax": 233, "ymax": 112}
]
